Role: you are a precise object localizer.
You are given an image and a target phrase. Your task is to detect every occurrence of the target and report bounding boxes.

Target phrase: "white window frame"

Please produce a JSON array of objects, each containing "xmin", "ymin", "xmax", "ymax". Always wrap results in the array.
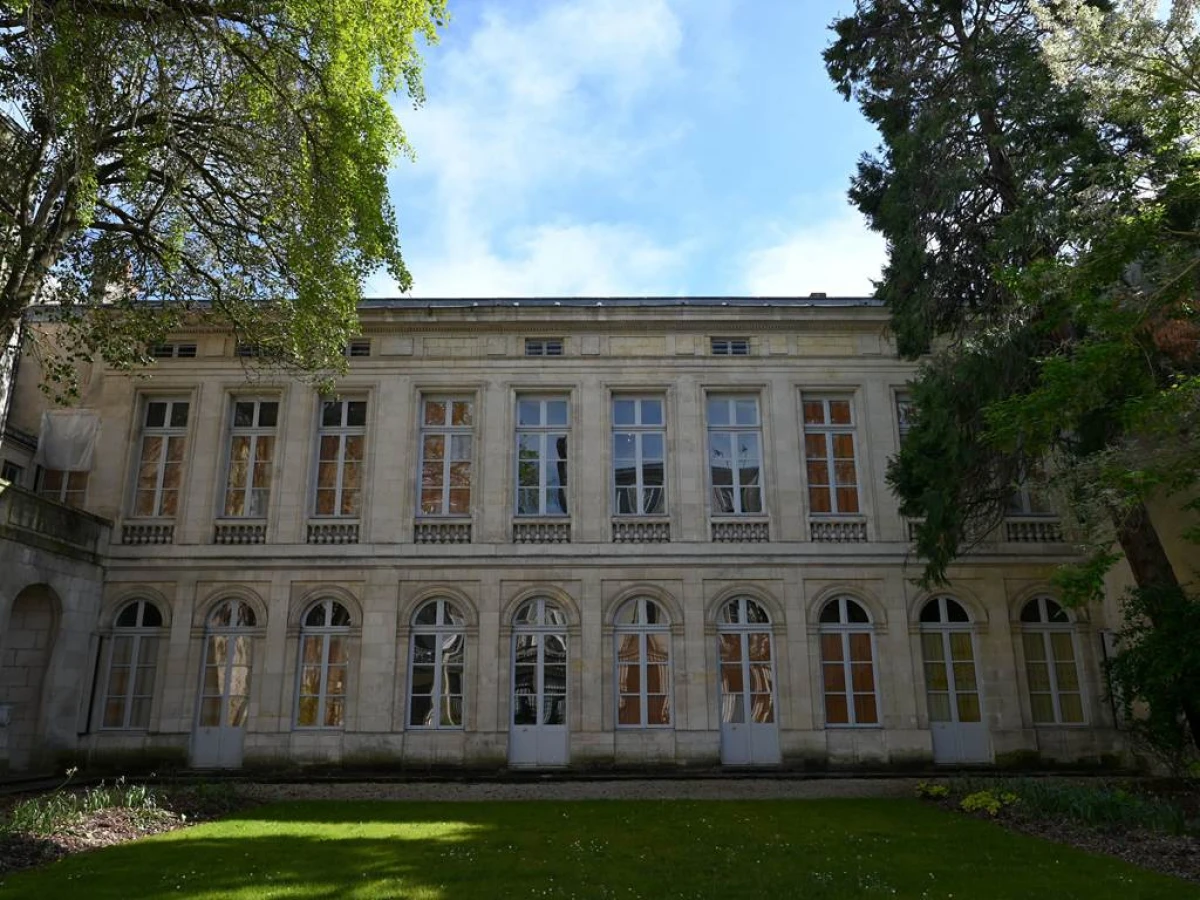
[
  {"xmin": 514, "ymin": 395, "xmax": 570, "ymax": 517},
  {"xmin": 220, "ymin": 397, "xmax": 279, "ymax": 519},
  {"xmin": 710, "ymin": 337, "xmax": 750, "ymax": 356},
  {"xmin": 1020, "ymin": 596, "xmax": 1086, "ymax": 726},
  {"xmin": 417, "ymin": 397, "xmax": 474, "ymax": 517},
  {"xmin": 802, "ymin": 395, "xmax": 861, "ymax": 516},
  {"xmin": 100, "ymin": 599, "xmax": 164, "ymax": 731},
  {"xmin": 408, "ymin": 598, "xmax": 466, "ymax": 730},
  {"xmin": 38, "ymin": 468, "xmax": 88, "ymax": 507},
  {"xmin": 294, "ymin": 599, "xmax": 351, "ymax": 729},
  {"xmin": 895, "ymin": 391, "xmax": 914, "ymax": 443},
  {"xmin": 312, "ymin": 397, "xmax": 367, "ymax": 518},
  {"xmin": 817, "ymin": 595, "xmax": 880, "ymax": 728},
  {"xmin": 706, "ymin": 394, "xmax": 764, "ymax": 516},
  {"xmin": 525, "ymin": 338, "xmax": 564, "ymax": 357},
  {"xmin": 611, "ymin": 396, "xmax": 667, "ymax": 517},
  {"xmin": 130, "ymin": 397, "xmax": 190, "ymax": 519},
  {"xmin": 613, "ymin": 596, "xmax": 673, "ymax": 729}
]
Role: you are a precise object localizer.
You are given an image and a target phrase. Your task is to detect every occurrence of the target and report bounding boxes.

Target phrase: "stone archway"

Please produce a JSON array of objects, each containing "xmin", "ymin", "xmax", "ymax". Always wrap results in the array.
[{"xmin": 0, "ymin": 584, "xmax": 61, "ymax": 772}]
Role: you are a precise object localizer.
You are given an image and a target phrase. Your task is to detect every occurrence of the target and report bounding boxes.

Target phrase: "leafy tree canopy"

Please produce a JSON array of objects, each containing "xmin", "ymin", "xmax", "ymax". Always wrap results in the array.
[
  {"xmin": 827, "ymin": 0, "xmax": 1200, "ymax": 753},
  {"xmin": 0, "ymin": 0, "xmax": 444, "ymax": 394}
]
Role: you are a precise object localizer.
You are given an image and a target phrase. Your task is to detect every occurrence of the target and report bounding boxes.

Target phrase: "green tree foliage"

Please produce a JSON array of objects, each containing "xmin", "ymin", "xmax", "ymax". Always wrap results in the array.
[
  {"xmin": 0, "ymin": 0, "xmax": 444, "ymax": 391},
  {"xmin": 827, "ymin": 1, "xmax": 1200, "ymax": 755}
]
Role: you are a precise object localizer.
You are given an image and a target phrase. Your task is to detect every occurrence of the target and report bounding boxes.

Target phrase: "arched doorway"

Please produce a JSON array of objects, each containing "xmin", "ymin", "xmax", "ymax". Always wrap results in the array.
[
  {"xmin": 717, "ymin": 595, "xmax": 780, "ymax": 766},
  {"xmin": 192, "ymin": 598, "xmax": 258, "ymax": 768},
  {"xmin": 0, "ymin": 584, "xmax": 60, "ymax": 771},
  {"xmin": 509, "ymin": 597, "xmax": 569, "ymax": 767},
  {"xmin": 919, "ymin": 595, "xmax": 990, "ymax": 764}
]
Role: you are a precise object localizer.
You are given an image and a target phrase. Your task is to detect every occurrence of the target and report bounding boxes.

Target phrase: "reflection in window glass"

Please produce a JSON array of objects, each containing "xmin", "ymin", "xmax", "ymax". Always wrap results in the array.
[
  {"xmin": 614, "ymin": 597, "xmax": 672, "ymax": 728},
  {"xmin": 818, "ymin": 596, "xmax": 878, "ymax": 726},
  {"xmin": 409, "ymin": 599, "xmax": 466, "ymax": 728},
  {"xmin": 515, "ymin": 397, "xmax": 570, "ymax": 516},
  {"xmin": 612, "ymin": 397, "xmax": 666, "ymax": 516},
  {"xmin": 296, "ymin": 599, "xmax": 351, "ymax": 728},
  {"xmin": 419, "ymin": 398, "xmax": 474, "ymax": 516},
  {"xmin": 102, "ymin": 600, "xmax": 163, "ymax": 729},
  {"xmin": 707, "ymin": 396, "xmax": 763, "ymax": 515}
]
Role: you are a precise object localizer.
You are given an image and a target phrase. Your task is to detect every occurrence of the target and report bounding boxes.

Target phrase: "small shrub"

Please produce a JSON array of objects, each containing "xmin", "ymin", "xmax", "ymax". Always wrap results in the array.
[
  {"xmin": 960, "ymin": 790, "xmax": 1017, "ymax": 817},
  {"xmin": 915, "ymin": 781, "xmax": 950, "ymax": 799},
  {"xmin": 0, "ymin": 770, "xmax": 162, "ymax": 837}
]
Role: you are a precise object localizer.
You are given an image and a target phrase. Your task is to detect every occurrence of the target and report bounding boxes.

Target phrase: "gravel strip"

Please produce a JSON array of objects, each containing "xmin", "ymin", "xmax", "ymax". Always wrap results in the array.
[{"xmin": 240, "ymin": 777, "xmax": 922, "ymax": 803}]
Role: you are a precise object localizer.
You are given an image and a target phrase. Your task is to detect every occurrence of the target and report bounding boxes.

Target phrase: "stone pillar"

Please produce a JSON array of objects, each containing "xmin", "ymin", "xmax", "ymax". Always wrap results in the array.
[{"xmin": 274, "ymin": 387, "xmax": 315, "ymax": 544}]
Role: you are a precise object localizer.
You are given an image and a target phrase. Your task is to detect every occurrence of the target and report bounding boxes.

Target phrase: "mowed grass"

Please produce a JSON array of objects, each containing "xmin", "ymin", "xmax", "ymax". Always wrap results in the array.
[{"xmin": 1, "ymin": 798, "xmax": 1196, "ymax": 900}]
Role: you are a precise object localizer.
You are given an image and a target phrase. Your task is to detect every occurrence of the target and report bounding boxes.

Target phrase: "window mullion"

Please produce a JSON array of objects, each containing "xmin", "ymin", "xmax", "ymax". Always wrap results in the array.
[
  {"xmin": 1046, "ymin": 631, "xmax": 1063, "ymax": 724},
  {"xmin": 441, "ymin": 440, "xmax": 452, "ymax": 514},
  {"xmin": 154, "ymin": 434, "xmax": 169, "ymax": 515}
]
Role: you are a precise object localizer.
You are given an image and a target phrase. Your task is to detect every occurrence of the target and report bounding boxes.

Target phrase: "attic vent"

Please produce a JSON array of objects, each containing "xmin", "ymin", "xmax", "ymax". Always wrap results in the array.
[
  {"xmin": 710, "ymin": 337, "xmax": 750, "ymax": 356},
  {"xmin": 525, "ymin": 338, "xmax": 564, "ymax": 357},
  {"xmin": 151, "ymin": 343, "xmax": 197, "ymax": 359},
  {"xmin": 345, "ymin": 339, "xmax": 371, "ymax": 358}
]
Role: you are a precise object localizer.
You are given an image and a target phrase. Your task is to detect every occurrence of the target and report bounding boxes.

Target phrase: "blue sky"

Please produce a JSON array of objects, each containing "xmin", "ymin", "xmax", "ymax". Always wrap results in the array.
[{"xmin": 368, "ymin": 0, "xmax": 885, "ymax": 299}]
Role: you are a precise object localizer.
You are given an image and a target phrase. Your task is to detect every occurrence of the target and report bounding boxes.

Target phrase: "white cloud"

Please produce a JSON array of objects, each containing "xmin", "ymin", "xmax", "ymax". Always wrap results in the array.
[
  {"xmin": 374, "ymin": 0, "xmax": 690, "ymax": 298},
  {"xmin": 740, "ymin": 208, "xmax": 886, "ymax": 297}
]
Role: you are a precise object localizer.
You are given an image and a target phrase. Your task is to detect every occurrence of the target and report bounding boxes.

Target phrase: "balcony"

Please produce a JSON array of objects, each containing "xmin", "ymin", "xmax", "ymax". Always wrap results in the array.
[
  {"xmin": 710, "ymin": 518, "xmax": 769, "ymax": 543},
  {"xmin": 1004, "ymin": 516, "xmax": 1063, "ymax": 543},
  {"xmin": 809, "ymin": 517, "xmax": 868, "ymax": 543},
  {"xmin": 307, "ymin": 520, "xmax": 360, "ymax": 544},
  {"xmin": 612, "ymin": 518, "xmax": 671, "ymax": 543},
  {"xmin": 512, "ymin": 519, "xmax": 571, "ymax": 544},
  {"xmin": 0, "ymin": 480, "xmax": 110, "ymax": 558},
  {"xmin": 414, "ymin": 519, "xmax": 473, "ymax": 544},
  {"xmin": 213, "ymin": 519, "xmax": 267, "ymax": 544}
]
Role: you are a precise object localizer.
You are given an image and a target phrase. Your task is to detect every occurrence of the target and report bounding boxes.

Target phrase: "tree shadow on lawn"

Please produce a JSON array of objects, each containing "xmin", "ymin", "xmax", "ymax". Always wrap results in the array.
[{"xmin": 0, "ymin": 798, "xmax": 1195, "ymax": 900}]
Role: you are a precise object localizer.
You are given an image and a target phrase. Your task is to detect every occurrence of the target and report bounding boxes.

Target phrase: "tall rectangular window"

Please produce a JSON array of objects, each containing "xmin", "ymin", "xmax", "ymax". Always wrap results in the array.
[
  {"xmin": 707, "ymin": 395, "xmax": 763, "ymax": 515},
  {"xmin": 515, "ymin": 397, "xmax": 569, "ymax": 516},
  {"xmin": 222, "ymin": 399, "xmax": 278, "ymax": 517},
  {"xmin": 895, "ymin": 392, "xmax": 914, "ymax": 441},
  {"xmin": 612, "ymin": 396, "xmax": 666, "ymax": 516},
  {"xmin": 802, "ymin": 396, "xmax": 860, "ymax": 515},
  {"xmin": 314, "ymin": 398, "xmax": 366, "ymax": 517},
  {"xmin": 419, "ymin": 397, "xmax": 474, "ymax": 516},
  {"xmin": 39, "ymin": 469, "xmax": 88, "ymax": 507},
  {"xmin": 131, "ymin": 398, "xmax": 189, "ymax": 517}
]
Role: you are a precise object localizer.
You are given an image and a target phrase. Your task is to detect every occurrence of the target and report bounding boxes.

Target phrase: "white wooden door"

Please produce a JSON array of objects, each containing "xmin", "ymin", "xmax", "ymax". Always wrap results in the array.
[
  {"xmin": 922, "ymin": 629, "xmax": 990, "ymax": 764},
  {"xmin": 191, "ymin": 632, "xmax": 252, "ymax": 768},
  {"xmin": 718, "ymin": 629, "xmax": 780, "ymax": 766},
  {"xmin": 509, "ymin": 631, "xmax": 569, "ymax": 766}
]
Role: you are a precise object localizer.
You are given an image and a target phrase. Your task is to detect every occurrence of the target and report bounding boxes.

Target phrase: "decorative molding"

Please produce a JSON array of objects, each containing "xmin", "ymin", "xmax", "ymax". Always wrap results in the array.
[
  {"xmin": 512, "ymin": 520, "xmax": 571, "ymax": 544},
  {"xmin": 414, "ymin": 520, "xmax": 472, "ymax": 544},
  {"xmin": 612, "ymin": 519, "xmax": 671, "ymax": 543},
  {"xmin": 213, "ymin": 521, "xmax": 267, "ymax": 545},
  {"xmin": 307, "ymin": 521, "xmax": 359, "ymax": 545},
  {"xmin": 121, "ymin": 522, "xmax": 174, "ymax": 545},
  {"xmin": 809, "ymin": 518, "xmax": 868, "ymax": 543},
  {"xmin": 1005, "ymin": 517, "xmax": 1063, "ymax": 543},
  {"xmin": 710, "ymin": 520, "xmax": 769, "ymax": 543}
]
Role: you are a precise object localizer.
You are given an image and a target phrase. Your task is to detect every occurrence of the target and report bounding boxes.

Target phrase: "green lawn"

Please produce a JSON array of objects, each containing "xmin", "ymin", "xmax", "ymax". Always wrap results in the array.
[{"xmin": 0, "ymin": 798, "xmax": 1195, "ymax": 899}]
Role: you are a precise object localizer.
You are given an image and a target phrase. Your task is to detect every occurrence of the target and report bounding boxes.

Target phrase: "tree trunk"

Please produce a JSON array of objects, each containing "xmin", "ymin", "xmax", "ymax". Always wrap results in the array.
[{"xmin": 1112, "ymin": 501, "xmax": 1200, "ymax": 749}]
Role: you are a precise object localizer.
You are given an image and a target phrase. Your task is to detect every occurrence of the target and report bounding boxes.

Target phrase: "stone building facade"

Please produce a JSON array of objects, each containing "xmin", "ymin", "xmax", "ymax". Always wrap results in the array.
[{"xmin": 0, "ymin": 297, "xmax": 1129, "ymax": 771}]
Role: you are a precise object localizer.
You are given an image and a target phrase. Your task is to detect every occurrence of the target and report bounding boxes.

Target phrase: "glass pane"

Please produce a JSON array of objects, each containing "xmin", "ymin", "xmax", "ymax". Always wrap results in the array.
[
  {"xmin": 642, "ymin": 433, "xmax": 664, "ymax": 461},
  {"xmin": 920, "ymin": 601, "xmax": 941, "ymax": 624},
  {"xmin": 346, "ymin": 401, "xmax": 367, "ymax": 427},
  {"xmin": 451, "ymin": 401, "xmax": 473, "ymax": 427},
  {"xmin": 924, "ymin": 661, "xmax": 948, "ymax": 692},
  {"xmin": 169, "ymin": 402, "xmax": 189, "ymax": 428},
  {"xmin": 734, "ymin": 399, "xmax": 758, "ymax": 426},
  {"xmin": 848, "ymin": 633, "xmax": 872, "ymax": 662},
  {"xmin": 613, "ymin": 399, "xmax": 636, "ymax": 426},
  {"xmin": 920, "ymin": 632, "xmax": 944, "ymax": 662},
  {"xmin": 450, "ymin": 434, "xmax": 473, "ymax": 461},
  {"xmin": 1026, "ymin": 661, "xmax": 1052, "ymax": 693},
  {"xmin": 543, "ymin": 696, "xmax": 566, "ymax": 725},
  {"xmin": 927, "ymin": 692, "xmax": 952, "ymax": 722},
  {"xmin": 642, "ymin": 400, "xmax": 664, "ymax": 425},
  {"xmin": 228, "ymin": 696, "xmax": 249, "ymax": 727},
  {"xmin": 513, "ymin": 694, "xmax": 537, "ymax": 725},
  {"xmin": 853, "ymin": 694, "xmax": 877, "ymax": 724},
  {"xmin": 747, "ymin": 633, "xmax": 771, "ymax": 661},
  {"xmin": 322, "ymin": 402, "xmax": 343, "ymax": 427},
  {"xmin": 720, "ymin": 664, "xmax": 744, "ymax": 694},
  {"xmin": 751, "ymin": 693, "xmax": 774, "ymax": 723},
  {"xmin": 234, "ymin": 402, "xmax": 255, "ymax": 427},
  {"xmin": 410, "ymin": 666, "xmax": 435, "ymax": 695},
  {"xmin": 824, "ymin": 694, "xmax": 848, "ymax": 725},
  {"xmin": 823, "ymin": 663, "xmax": 846, "ymax": 692},
  {"xmin": 949, "ymin": 632, "xmax": 974, "ymax": 662},
  {"xmin": 808, "ymin": 486, "xmax": 832, "ymax": 514},
  {"xmin": 1023, "ymin": 632, "xmax": 1047, "ymax": 662},
  {"xmin": 1050, "ymin": 632, "xmax": 1076, "ymax": 663},
  {"xmin": 829, "ymin": 400, "xmax": 852, "ymax": 424},
  {"xmin": 647, "ymin": 695, "xmax": 670, "ymax": 725},
  {"xmin": 956, "ymin": 692, "xmax": 981, "ymax": 723},
  {"xmin": 1059, "ymin": 693, "xmax": 1085, "ymax": 723},
  {"xmin": 851, "ymin": 662, "xmax": 875, "ymax": 692},
  {"xmin": 423, "ymin": 435, "xmax": 445, "ymax": 461},
  {"xmin": 424, "ymin": 400, "xmax": 447, "ymax": 426},
  {"xmin": 258, "ymin": 402, "xmax": 278, "ymax": 427},
  {"xmin": 645, "ymin": 664, "xmax": 669, "ymax": 693},
  {"xmin": 1055, "ymin": 660, "xmax": 1080, "ymax": 692},
  {"xmin": 718, "ymin": 634, "xmax": 742, "ymax": 662},
  {"xmin": 1030, "ymin": 693, "xmax": 1055, "ymax": 724},
  {"xmin": 748, "ymin": 663, "xmax": 773, "ymax": 693},
  {"xmin": 820, "ymin": 633, "xmax": 844, "ymax": 662},
  {"xmin": 517, "ymin": 400, "xmax": 541, "ymax": 426},
  {"xmin": 297, "ymin": 696, "xmax": 318, "ymax": 726},
  {"xmin": 199, "ymin": 697, "xmax": 221, "ymax": 727},
  {"xmin": 721, "ymin": 693, "xmax": 745, "ymax": 724},
  {"xmin": 146, "ymin": 402, "xmax": 167, "ymax": 428},
  {"xmin": 706, "ymin": 398, "xmax": 730, "ymax": 426},
  {"xmin": 953, "ymin": 662, "xmax": 977, "ymax": 691},
  {"xmin": 441, "ymin": 696, "xmax": 463, "ymax": 727},
  {"xmin": 324, "ymin": 698, "xmax": 345, "ymax": 727},
  {"xmin": 618, "ymin": 663, "xmax": 640, "ymax": 693},
  {"xmin": 802, "ymin": 400, "xmax": 825, "ymax": 425},
  {"xmin": 545, "ymin": 401, "xmax": 568, "ymax": 426}
]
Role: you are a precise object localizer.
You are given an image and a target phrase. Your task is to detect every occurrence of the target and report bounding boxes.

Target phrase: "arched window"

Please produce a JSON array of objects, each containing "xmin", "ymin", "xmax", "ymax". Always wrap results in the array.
[
  {"xmin": 818, "ymin": 596, "xmax": 878, "ymax": 726},
  {"xmin": 1019, "ymin": 596, "xmax": 1084, "ymax": 724},
  {"xmin": 918, "ymin": 596, "xmax": 981, "ymax": 726},
  {"xmin": 102, "ymin": 599, "xmax": 164, "ymax": 729},
  {"xmin": 198, "ymin": 600, "xmax": 257, "ymax": 729},
  {"xmin": 614, "ymin": 596, "xmax": 671, "ymax": 728},
  {"xmin": 717, "ymin": 596, "xmax": 775, "ymax": 726},
  {"xmin": 296, "ymin": 599, "xmax": 351, "ymax": 728},
  {"xmin": 409, "ymin": 598, "xmax": 466, "ymax": 729},
  {"xmin": 511, "ymin": 597, "xmax": 568, "ymax": 727}
]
